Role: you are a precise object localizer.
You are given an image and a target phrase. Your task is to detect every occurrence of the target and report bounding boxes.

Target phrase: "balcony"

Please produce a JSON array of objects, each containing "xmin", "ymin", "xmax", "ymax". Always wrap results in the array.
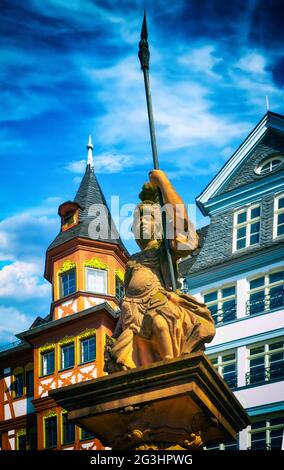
[
  {"xmin": 212, "ymin": 305, "xmax": 237, "ymax": 325},
  {"xmin": 245, "ymin": 363, "xmax": 284, "ymax": 386},
  {"xmin": 246, "ymin": 289, "xmax": 284, "ymax": 316}
]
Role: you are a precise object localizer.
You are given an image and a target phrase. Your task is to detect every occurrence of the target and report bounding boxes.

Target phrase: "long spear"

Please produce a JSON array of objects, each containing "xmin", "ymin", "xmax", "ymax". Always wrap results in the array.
[{"xmin": 138, "ymin": 12, "xmax": 177, "ymax": 292}]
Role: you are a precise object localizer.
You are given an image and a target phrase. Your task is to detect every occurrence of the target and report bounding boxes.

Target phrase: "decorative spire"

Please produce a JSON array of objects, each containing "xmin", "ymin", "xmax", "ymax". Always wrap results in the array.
[{"xmin": 87, "ymin": 134, "xmax": 93, "ymax": 168}]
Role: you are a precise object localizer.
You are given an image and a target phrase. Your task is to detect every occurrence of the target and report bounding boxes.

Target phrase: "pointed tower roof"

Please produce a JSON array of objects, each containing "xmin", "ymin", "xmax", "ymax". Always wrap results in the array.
[{"xmin": 46, "ymin": 138, "xmax": 128, "ymax": 257}]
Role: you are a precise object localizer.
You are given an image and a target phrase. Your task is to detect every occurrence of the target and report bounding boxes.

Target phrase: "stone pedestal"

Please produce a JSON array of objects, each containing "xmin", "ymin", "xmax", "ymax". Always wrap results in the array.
[{"xmin": 50, "ymin": 352, "xmax": 250, "ymax": 450}]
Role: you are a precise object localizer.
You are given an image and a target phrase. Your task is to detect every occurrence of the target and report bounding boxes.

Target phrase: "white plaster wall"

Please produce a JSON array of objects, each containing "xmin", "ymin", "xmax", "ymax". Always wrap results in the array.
[
  {"xmin": 235, "ymin": 380, "xmax": 284, "ymax": 409},
  {"xmin": 209, "ymin": 310, "xmax": 284, "ymax": 347},
  {"xmin": 13, "ymin": 398, "xmax": 27, "ymax": 417},
  {"xmin": 4, "ymin": 404, "xmax": 11, "ymax": 420}
]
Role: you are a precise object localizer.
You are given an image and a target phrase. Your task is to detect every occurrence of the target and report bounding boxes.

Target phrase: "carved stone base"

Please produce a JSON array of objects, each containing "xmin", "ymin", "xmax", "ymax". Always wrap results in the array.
[{"xmin": 50, "ymin": 353, "xmax": 250, "ymax": 450}]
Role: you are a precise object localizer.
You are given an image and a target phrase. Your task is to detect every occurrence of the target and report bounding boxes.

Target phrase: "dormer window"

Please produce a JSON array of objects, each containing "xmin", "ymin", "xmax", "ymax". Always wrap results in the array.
[
  {"xmin": 58, "ymin": 201, "xmax": 80, "ymax": 232},
  {"xmin": 255, "ymin": 155, "xmax": 284, "ymax": 176}
]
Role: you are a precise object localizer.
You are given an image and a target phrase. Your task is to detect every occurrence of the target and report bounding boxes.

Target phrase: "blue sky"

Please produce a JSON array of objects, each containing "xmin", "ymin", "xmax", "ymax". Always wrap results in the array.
[{"xmin": 0, "ymin": 0, "xmax": 284, "ymax": 344}]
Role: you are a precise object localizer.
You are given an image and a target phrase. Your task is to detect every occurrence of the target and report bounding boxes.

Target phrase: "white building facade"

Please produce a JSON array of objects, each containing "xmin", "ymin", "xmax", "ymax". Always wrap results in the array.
[{"xmin": 180, "ymin": 111, "xmax": 284, "ymax": 450}]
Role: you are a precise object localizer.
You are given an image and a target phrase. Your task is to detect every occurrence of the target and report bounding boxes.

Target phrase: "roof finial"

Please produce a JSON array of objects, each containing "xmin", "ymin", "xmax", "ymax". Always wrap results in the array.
[
  {"xmin": 266, "ymin": 95, "xmax": 270, "ymax": 111},
  {"xmin": 87, "ymin": 134, "xmax": 94, "ymax": 168}
]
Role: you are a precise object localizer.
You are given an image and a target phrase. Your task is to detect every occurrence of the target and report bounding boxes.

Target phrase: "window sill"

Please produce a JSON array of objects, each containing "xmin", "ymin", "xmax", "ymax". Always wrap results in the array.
[
  {"xmin": 13, "ymin": 395, "xmax": 24, "ymax": 401},
  {"xmin": 233, "ymin": 243, "xmax": 260, "ymax": 254},
  {"xmin": 78, "ymin": 359, "xmax": 96, "ymax": 367},
  {"xmin": 39, "ymin": 372, "xmax": 55, "ymax": 379},
  {"xmin": 59, "ymin": 366, "xmax": 74, "ymax": 372},
  {"xmin": 59, "ymin": 292, "xmax": 76, "ymax": 301}
]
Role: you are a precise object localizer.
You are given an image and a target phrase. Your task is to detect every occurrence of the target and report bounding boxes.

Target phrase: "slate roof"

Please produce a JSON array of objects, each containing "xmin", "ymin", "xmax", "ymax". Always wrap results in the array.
[
  {"xmin": 47, "ymin": 164, "xmax": 129, "ymax": 255},
  {"xmin": 179, "ymin": 225, "xmax": 209, "ymax": 276}
]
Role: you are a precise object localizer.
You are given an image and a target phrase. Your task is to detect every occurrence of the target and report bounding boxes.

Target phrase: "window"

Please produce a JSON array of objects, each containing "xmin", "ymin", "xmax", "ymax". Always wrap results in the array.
[
  {"xmin": 246, "ymin": 340, "xmax": 284, "ymax": 385},
  {"xmin": 233, "ymin": 204, "xmax": 261, "ymax": 251},
  {"xmin": 14, "ymin": 373, "xmax": 24, "ymax": 398},
  {"xmin": 203, "ymin": 285, "xmax": 236, "ymax": 325},
  {"xmin": 44, "ymin": 416, "xmax": 57, "ymax": 449},
  {"xmin": 247, "ymin": 270, "xmax": 284, "ymax": 315},
  {"xmin": 41, "ymin": 350, "xmax": 55, "ymax": 376},
  {"xmin": 256, "ymin": 156, "xmax": 284, "ymax": 175},
  {"xmin": 80, "ymin": 336, "xmax": 96, "ymax": 364},
  {"xmin": 274, "ymin": 193, "xmax": 284, "ymax": 238},
  {"xmin": 62, "ymin": 413, "xmax": 75, "ymax": 445},
  {"xmin": 60, "ymin": 343, "xmax": 74, "ymax": 370},
  {"xmin": 17, "ymin": 433, "xmax": 27, "ymax": 450},
  {"xmin": 60, "ymin": 269, "xmax": 76, "ymax": 298},
  {"xmin": 63, "ymin": 212, "xmax": 75, "ymax": 227},
  {"xmin": 249, "ymin": 415, "xmax": 284, "ymax": 450},
  {"xmin": 26, "ymin": 370, "xmax": 34, "ymax": 396},
  {"xmin": 85, "ymin": 267, "xmax": 107, "ymax": 294},
  {"xmin": 115, "ymin": 276, "xmax": 124, "ymax": 302},
  {"xmin": 80, "ymin": 428, "xmax": 94, "ymax": 441},
  {"xmin": 210, "ymin": 352, "xmax": 237, "ymax": 388}
]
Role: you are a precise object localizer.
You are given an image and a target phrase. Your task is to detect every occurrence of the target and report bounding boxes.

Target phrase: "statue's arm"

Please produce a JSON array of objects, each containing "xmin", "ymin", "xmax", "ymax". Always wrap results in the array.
[{"xmin": 149, "ymin": 169, "xmax": 199, "ymax": 257}]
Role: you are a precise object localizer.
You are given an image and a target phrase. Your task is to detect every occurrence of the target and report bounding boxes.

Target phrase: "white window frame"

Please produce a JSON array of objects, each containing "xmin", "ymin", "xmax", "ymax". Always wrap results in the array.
[
  {"xmin": 255, "ymin": 156, "xmax": 284, "ymax": 175},
  {"xmin": 273, "ymin": 192, "xmax": 284, "ymax": 239},
  {"xmin": 248, "ymin": 414, "xmax": 284, "ymax": 450},
  {"xmin": 233, "ymin": 203, "xmax": 261, "ymax": 252},
  {"xmin": 202, "ymin": 284, "xmax": 236, "ymax": 324},
  {"xmin": 247, "ymin": 268, "xmax": 284, "ymax": 314},
  {"xmin": 209, "ymin": 350, "xmax": 237, "ymax": 387},
  {"xmin": 247, "ymin": 338, "xmax": 284, "ymax": 384},
  {"xmin": 85, "ymin": 267, "xmax": 107, "ymax": 294}
]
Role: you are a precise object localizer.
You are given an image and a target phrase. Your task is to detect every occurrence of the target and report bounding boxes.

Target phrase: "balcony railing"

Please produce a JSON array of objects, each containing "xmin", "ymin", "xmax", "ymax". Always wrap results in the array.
[
  {"xmin": 245, "ymin": 363, "xmax": 284, "ymax": 385},
  {"xmin": 211, "ymin": 305, "xmax": 237, "ymax": 325},
  {"xmin": 0, "ymin": 339, "xmax": 23, "ymax": 353},
  {"xmin": 224, "ymin": 374, "xmax": 238, "ymax": 389},
  {"xmin": 246, "ymin": 289, "xmax": 284, "ymax": 316}
]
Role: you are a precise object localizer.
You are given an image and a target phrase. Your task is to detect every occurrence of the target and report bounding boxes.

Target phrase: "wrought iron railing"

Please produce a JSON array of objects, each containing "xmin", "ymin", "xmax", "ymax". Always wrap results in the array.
[
  {"xmin": 224, "ymin": 374, "xmax": 238, "ymax": 389},
  {"xmin": 211, "ymin": 305, "xmax": 237, "ymax": 325},
  {"xmin": 245, "ymin": 363, "xmax": 284, "ymax": 385},
  {"xmin": 246, "ymin": 289, "xmax": 284, "ymax": 316},
  {"xmin": 0, "ymin": 339, "xmax": 23, "ymax": 353}
]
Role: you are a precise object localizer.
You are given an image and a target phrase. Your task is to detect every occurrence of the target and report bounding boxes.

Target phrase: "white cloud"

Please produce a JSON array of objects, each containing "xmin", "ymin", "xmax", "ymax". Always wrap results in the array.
[
  {"xmin": 235, "ymin": 52, "xmax": 267, "ymax": 75},
  {"xmin": 0, "ymin": 305, "xmax": 31, "ymax": 344},
  {"xmin": 86, "ymin": 55, "xmax": 250, "ymax": 158},
  {"xmin": 178, "ymin": 45, "xmax": 222, "ymax": 79},
  {"xmin": 67, "ymin": 153, "xmax": 135, "ymax": 174},
  {"xmin": 0, "ymin": 261, "xmax": 50, "ymax": 300},
  {"xmin": 0, "ymin": 198, "xmax": 59, "ymax": 263}
]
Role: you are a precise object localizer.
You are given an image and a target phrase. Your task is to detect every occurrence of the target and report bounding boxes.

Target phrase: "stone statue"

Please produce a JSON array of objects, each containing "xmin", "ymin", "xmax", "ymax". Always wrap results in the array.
[{"xmin": 105, "ymin": 170, "xmax": 215, "ymax": 372}]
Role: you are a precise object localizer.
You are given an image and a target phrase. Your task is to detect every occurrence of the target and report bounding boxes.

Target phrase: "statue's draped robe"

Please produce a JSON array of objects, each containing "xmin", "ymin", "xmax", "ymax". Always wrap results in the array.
[{"xmin": 110, "ymin": 218, "xmax": 215, "ymax": 370}]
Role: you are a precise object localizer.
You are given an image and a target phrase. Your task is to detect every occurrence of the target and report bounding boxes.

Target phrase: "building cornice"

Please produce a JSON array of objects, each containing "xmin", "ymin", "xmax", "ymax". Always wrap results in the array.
[
  {"xmin": 16, "ymin": 302, "xmax": 119, "ymax": 345},
  {"xmin": 186, "ymin": 242, "xmax": 284, "ymax": 290}
]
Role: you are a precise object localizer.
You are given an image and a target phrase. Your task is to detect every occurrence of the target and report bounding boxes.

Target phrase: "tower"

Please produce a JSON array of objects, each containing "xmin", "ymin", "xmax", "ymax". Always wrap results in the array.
[{"xmin": 44, "ymin": 136, "xmax": 128, "ymax": 321}]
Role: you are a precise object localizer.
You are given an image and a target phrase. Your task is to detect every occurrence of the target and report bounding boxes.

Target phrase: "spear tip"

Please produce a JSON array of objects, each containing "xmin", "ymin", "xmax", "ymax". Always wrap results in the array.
[
  {"xmin": 141, "ymin": 10, "xmax": 148, "ymax": 40},
  {"xmin": 138, "ymin": 11, "xmax": 150, "ymax": 69}
]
